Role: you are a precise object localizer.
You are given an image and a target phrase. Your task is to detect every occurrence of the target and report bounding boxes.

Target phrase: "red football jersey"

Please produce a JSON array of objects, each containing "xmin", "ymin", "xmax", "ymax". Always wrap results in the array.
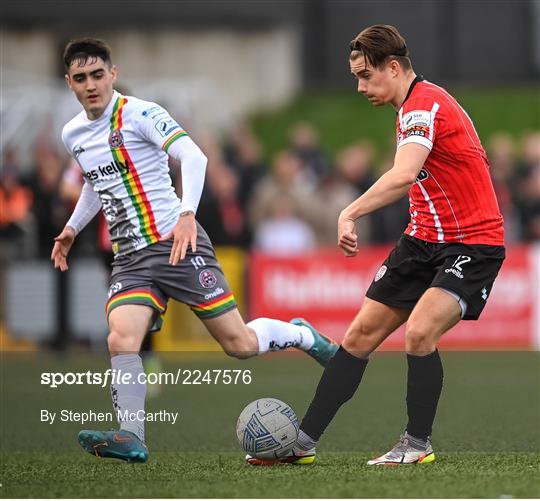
[{"xmin": 396, "ymin": 78, "xmax": 504, "ymax": 245}]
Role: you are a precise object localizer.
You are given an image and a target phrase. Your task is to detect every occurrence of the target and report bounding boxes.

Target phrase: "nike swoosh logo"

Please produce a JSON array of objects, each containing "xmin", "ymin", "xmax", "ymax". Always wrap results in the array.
[
  {"xmin": 114, "ymin": 434, "xmax": 133, "ymax": 443},
  {"xmin": 92, "ymin": 441, "xmax": 108, "ymax": 457}
]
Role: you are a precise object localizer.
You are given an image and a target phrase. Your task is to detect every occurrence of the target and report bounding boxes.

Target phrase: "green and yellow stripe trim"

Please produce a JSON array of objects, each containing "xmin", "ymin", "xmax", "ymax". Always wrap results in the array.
[
  {"xmin": 192, "ymin": 292, "xmax": 236, "ymax": 319},
  {"xmin": 106, "ymin": 289, "xmax": 167, "ymax": 317},
  {"xmin": 162, "ymin": 130, "xmax": 188, "ymax": 153}
]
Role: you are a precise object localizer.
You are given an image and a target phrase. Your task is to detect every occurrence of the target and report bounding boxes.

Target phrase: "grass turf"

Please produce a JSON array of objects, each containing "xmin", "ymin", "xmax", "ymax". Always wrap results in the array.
[
  {"xmin": 2, "ymin": 452, "xmax": 539, "ymax": 498},
  {"xmin": 1, "ymin": 351, "xmax": 539, "ymax": 498}
]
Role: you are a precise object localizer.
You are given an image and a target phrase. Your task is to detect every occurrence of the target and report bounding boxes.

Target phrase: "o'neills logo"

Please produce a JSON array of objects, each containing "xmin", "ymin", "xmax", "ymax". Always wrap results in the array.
[
  {"xmin": 108, "ymin": 129, "xmax": 124, "ymax": 149},
  {"xmin": 204, "ymin": 287, "xmax": 224, "ymax": 300}
]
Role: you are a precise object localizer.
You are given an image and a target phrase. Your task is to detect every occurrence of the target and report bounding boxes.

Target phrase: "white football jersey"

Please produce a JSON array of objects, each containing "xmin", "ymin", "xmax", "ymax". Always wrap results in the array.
[{"xmin": 62, "ymin": 91, "xmax": 187, "ymax": 256}]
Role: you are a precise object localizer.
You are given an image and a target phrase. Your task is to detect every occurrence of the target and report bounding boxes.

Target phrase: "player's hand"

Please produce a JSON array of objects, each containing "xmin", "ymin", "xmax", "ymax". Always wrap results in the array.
[
  {"xmin": 161, "ymin": 212, "xmax": 197, "ymax": 265},
  {"xmin": 51, "ymin": 226, "xmax": 76, "ymax": 271},
  {"xmin": 338, "ymin": 212, "xmax": 359, "ymax": 257}
]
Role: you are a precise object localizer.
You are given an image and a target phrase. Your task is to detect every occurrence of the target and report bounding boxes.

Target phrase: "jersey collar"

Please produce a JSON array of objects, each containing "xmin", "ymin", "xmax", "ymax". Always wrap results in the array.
[
  {"xmin": 103, "ymin": 90, "xmax": 120, "ymax": 119},
  {"xmin": 400, "ymin": 75, "xmax": 425, "ymax": 108}
]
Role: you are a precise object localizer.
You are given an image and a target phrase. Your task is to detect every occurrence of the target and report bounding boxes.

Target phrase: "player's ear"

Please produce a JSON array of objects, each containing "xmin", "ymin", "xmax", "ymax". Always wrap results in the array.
[
  {"xmin": 65, "ymin": 74, "xmax": 73, "ymax": 90},
  {"xmin": 389, "ymin": 59, "xmax": 400, "ymax": 78},
  {"xmin": 111, "ymin": 65, "xmax": 118, "ymax": 83}
]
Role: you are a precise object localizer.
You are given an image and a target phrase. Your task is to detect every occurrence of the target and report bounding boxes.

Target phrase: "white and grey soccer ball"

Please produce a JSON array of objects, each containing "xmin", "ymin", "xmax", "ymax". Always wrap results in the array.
[{"xmin": 236, "ymin": 398, "xmax": 299, "ymax": 459}]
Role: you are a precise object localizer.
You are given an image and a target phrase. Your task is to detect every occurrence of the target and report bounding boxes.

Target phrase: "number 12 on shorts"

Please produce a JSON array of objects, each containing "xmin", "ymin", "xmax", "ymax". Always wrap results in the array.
[
  {"xmin": 445, "ymin": 255, "xmax": 471, "ymax": 279},
  {"xmin": 452, "ymin": 255, "xmax": 471, "ymax": 271}
]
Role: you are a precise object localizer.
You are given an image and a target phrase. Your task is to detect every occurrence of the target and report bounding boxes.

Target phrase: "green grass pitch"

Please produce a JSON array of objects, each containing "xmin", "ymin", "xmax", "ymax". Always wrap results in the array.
[{"xmin": 1, "ymin": 351, "xmax": 539, "ymax": 498}]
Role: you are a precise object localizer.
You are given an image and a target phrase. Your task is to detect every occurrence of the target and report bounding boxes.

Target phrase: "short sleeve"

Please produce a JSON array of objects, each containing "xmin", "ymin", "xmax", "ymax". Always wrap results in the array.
[
  {"xmin": 397, "ymin": 98, "xmax": 441, "ymax": 151},
  {"xmin": 135, "ymin": 103, "xmax": 189, "ymax": 153}
]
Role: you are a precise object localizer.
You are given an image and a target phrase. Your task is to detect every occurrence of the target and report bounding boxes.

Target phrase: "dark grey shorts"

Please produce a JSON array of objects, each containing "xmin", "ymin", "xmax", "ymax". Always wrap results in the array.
[{"xmin": 105, "ymin": 223, "xmax": 237, "ymax": 330}]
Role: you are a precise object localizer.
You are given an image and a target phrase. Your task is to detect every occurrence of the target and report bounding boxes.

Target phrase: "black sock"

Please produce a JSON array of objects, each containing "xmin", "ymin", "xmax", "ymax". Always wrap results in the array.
[
  {"xmin": 406, "ymin": 349, "xmax": 443, "ymax": 441},
  {"xmin": 300, "ymin": 346, "xmax": 368, "ymax": 441}
]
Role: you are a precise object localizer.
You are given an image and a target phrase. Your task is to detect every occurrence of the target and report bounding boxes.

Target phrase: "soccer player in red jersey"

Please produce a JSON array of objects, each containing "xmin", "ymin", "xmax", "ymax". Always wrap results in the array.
[{"xmin": 247, "ymin": 24, "xmax": 505, "ymax": 466}]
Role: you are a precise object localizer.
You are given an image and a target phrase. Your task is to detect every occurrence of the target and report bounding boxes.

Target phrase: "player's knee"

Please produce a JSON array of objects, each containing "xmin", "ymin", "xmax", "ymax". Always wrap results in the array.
[
  {"xmin": 107, "ymin": 330, "xmax": 140, "ymax": 354},
  {"xmin": 221, "ymin": 335, "xmax": 254, "ymax": 360},
  {"xmin": 405, "ymin": 322, "xmax": 436, "ymax": 354},
  {"xmin": 342, "ymin": 320, "xmax": 382, "ymax": 356}
]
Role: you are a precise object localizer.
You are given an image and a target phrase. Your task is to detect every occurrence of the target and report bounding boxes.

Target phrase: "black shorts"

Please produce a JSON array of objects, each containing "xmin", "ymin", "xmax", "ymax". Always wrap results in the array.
[
  {"xmin": 366, "ymin": 234, "xmax": 505, "ymax": 320},
  {"xmin": 106, "ymin": 222, "xmax": 237, "ymax": 330}
]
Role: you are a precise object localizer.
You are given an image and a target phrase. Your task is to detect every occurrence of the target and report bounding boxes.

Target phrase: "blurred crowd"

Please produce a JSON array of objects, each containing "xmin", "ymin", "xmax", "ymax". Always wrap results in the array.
[{"xmin": 1, "ymin": 122, "xmax": 540, "ymax": 262}]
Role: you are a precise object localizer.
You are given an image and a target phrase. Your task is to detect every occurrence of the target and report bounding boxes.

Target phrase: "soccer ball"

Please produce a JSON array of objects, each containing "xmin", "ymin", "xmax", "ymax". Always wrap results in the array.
[{"xmin": 236, "ymin": 398, "xmax": 299, "ymax": 459}]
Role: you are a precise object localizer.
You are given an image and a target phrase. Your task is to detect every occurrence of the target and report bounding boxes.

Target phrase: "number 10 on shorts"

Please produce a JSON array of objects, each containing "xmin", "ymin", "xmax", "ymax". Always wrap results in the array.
[{"xmin": 190, "ymin": 256, "xmax": 206, "ymax": 269}]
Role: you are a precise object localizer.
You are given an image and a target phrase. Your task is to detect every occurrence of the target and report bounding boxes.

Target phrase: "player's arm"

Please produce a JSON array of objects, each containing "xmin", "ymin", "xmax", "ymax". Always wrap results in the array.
[
  {"xmin": 51, "ymin": 181, "xmax": 101, "ymax": 271},
  {"xmin": 135, "ymin": 103, "xmax": 208, "ymax": 264},
  {"xmin": 338, "ymin": 142, "xmax": 429, "ymax": 256},
  {"xmin": 163, "ymin": 137, "xmax": 207, "ymax": 264}
]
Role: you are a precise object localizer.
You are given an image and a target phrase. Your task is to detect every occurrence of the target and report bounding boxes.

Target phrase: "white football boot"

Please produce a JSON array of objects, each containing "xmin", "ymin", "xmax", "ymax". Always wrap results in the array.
[{"xmin": 367, "ymin": 432, "xmax": 436, "ymax": 466}]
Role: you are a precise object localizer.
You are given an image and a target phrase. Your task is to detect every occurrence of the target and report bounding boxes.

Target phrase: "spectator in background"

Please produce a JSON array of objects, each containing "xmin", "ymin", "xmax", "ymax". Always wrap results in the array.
[
  {"xmin": 248, "ymin": 150, "xmax": 315, "ymax": 231},
  {"xmin": 254, "ymin": 193, "xmax": 316, "ymax": 255},
  {"xmin": 486, "ymin": 133, "xmax": 522, "ymax": 242},
  {"xmin": 223, "ymin": 121, "xmax": 266, "ymax": 206},
  {"xmin": 0, "ymin": 149, "xmax": 34, "ymax": 259},
  {"xmin": 339, "ymin": 140, "xmax": 377, "ymax": 194},
  {"xmin": 289, "ymin": 121, "xmax": 331, "ymax": 189},
  {"xmin": 23, "ymin": 140, "xmax": 70, "ymax": 257},
  {"xmin": 22, "ymin": 139, "xmax": 71, "ymax": 349},
  {"xmin": 196, "ymin": 161, "xmax": 251, "ymax": 248},
  {"xmin": 313, "ymin": 143, "xmax": 372, "ymax": 247},
  {"xmin": 514, "ymin": 131, "xmax": 540, "ymax": 240}
]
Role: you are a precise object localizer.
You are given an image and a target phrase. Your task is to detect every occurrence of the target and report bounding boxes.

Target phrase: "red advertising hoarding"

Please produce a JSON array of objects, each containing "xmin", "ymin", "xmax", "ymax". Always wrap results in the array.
[{"xmin": 249, "ymin": 246, "xmax": 539, "ymax": 349}]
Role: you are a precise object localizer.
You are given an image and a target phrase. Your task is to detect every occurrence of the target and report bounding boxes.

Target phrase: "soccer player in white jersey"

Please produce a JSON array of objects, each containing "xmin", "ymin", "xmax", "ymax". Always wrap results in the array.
[{"xmin": 52, "ymin": 38, "xmax": 337, "ymax": 463}]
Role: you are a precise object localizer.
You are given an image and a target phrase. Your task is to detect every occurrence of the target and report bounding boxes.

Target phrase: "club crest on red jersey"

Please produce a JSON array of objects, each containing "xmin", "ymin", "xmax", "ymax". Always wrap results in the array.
[
  {"xmin": 374, "ymin": 265, "xmax": 387, "ymax": 282},
  {"xmin": 108, "ymin": 129, "xmax": 124, "ymax": 149}
]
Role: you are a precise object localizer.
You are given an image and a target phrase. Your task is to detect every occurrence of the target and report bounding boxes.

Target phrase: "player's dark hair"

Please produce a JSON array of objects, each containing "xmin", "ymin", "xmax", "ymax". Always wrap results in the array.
[
  {"xmin": 63, "ymin": 38, "xmax": 112, "ymax": 71},
  {"xmin": 349, "ymin": 24, "xmax": 411, "ymax": 71}
]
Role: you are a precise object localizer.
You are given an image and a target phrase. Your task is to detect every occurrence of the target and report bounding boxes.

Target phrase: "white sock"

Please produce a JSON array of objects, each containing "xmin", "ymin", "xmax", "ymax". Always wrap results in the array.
[
  {"xmin": 296, "ymin": 429, "xmax": 317, "ymax": 451},
  {"xmin": 247, "ymin": 317, "xmax": 314, "ymax": 354},
  {"xmin": 110, "ymin": 354, "xmax": 146, "ymax": 442}
]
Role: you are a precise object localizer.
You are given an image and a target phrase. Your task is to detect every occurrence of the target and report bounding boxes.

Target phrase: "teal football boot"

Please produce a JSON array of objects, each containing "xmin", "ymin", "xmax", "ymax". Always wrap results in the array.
[
  {"xmin": 78, "ymin": 429, "xmax": 149, "ymax": 463},
  {"xmin": 291, "ymin": 317, "xmax": 339, "ymax": 366}
]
